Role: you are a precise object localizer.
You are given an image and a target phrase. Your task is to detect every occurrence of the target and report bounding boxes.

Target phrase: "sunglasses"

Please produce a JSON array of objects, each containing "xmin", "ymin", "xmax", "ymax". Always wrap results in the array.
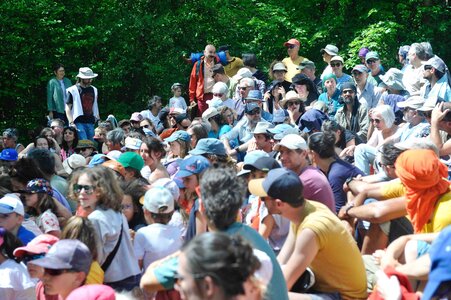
[
  {"xmin": 23, "ymin": 253, "xmax": 45, "ymax": 264},
  {"xmin": 424, "ymin": 65, "xmax": 433, "ymax": 71},
  {"xmin": 371, "ymin": 118, "xmax": 381, "ymax": 124},
  {"xmin": 213, "ymin": 93, "xmax": 223, "ymax": 97},
  {"xmin": 50, "ymin": 126, "xmax": 61, "ymax": 129},
  {"xmin": 366, "ymin": 59, "xmax": 377, "ymax": 65},
  {"xmin": 287, "ymin": 45, "xmax": 296, "ymax": 49},
  {"xmin": 247, "ymin": 108, "xmax": 261, "ymax": 115},
  {"xmin": 140, "ymin": 125, "xmax": 150, "ymax": 129},
  {"xmin": 342, "ymin": 90, "xmax": 355, "ymax": 95},
  {"xmin": 239, "ymin": 86, "xmax": 250, "ymax": 90},
  {"xmin": 351, "ymin": 71, "xmax": 362, "ymax": 76},
  {"xmin": 73, "ymin": 184, "xmax": 95, "ymax": 195},
  {"xmin": 286, "ymin": 101, "xmax": 299, "ymax": 106},
  {"xmin": 330, "ymin": 63, "xmax": 342, "ymax": 67},
  {"xmin": 44, "ymin": 268, "xmax": 74, "ymax": 276}
]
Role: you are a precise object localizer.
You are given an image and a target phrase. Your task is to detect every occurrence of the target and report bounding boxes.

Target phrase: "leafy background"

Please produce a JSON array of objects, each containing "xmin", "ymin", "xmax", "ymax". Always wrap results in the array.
[{"xmin": 1, "ymin": 0, "xmax": 449, "ymax": 141}]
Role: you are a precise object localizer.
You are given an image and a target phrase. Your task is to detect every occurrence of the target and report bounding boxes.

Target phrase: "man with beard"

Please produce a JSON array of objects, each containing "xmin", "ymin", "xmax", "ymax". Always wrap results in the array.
[
  {"xmin": 421, "ymin": 55, "xmax": 451, "ymax": 102},
  {"xmin": 189, "ymin": 44, "xmax": 218, "ymax": 116},
  {"xmin": 335, "ymin": 82, "xmax": 369, "ymax": 142},
  {"xmin": 222, "ymin": 103, "xmax": 269, "ymax": 157},
  {"xmin": 66, "ymin": 67, "xmax": 100, "ymax": 141}
]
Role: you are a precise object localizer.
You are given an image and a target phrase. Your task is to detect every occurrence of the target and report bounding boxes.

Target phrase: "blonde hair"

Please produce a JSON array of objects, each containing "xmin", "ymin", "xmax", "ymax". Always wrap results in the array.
[
  {"xmin": 61, "ymin": 216, "xmax": 99, "ymax": 261},
  {"xmin": 68, "ymin": 166, "xmax": 123, "ymax": 211}
]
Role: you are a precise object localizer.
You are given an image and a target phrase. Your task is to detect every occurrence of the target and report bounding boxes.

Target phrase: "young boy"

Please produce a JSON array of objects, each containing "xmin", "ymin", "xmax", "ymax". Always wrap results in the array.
[
  {"xmin": 134, "ymin": 186, "xmax": 183, "ymax": 271},
  {"xmin": 168, "ymin": 83, "xmax": 187, "ymax": 110}
]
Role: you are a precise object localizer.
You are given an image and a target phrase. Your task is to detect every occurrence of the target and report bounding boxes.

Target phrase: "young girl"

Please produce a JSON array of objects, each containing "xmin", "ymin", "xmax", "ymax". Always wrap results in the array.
[
  {"xmin": 168, "ymin": 83, "xmax": 187, "ymax": 110},
  {"xmin": 120, "ymin": 180, "xmax": 147, "ymax": 234},
  {"xmin": 68, "ymin": 166, "xmax": 140, "ymax": 291},
  {"xmin": 22, "ymin": 178, "xmax": 61, "ymax": 238},
  {"xmin": 140, "ymin": 136, "xmax": 170, "ymax": 184},
  {"xmin": 164, "ymin": 130, "xmax": 192, "ymax": 176}
]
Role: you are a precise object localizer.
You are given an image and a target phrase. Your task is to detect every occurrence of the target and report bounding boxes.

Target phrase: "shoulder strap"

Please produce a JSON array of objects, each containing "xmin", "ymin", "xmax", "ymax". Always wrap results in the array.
[{"xmin": 101, "ymin": 221, "xmax": 123, "ymax": 272}]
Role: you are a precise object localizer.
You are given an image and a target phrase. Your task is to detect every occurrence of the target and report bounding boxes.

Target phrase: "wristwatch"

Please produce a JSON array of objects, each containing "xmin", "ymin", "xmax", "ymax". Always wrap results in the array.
[
  {"xmin": 345, "ymin": 204, "xmax": 355, "ymax": 217},
  {"xmin": 234, "ymin": 146, "xmax": 241, "ymax": 153}
]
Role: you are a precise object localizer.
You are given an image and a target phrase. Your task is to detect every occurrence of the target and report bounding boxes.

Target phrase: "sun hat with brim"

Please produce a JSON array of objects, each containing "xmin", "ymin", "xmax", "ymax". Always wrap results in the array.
[
  {"xmin": 379, "ymin": 68, "xmax": 405, "ymax": 91},
  {"xmin": 0, "ymin": 148, "xmax": 18, "ymax": 161},
  {"xmin": 237, "ymin": 150, "xmax": 269, "ymax": 177},
  {"xmin": 417, "ymin": 99, "xmax": 437, "ymax": 112},
  {"xmin": 397, "ymin": 96, "xmax": 425, "ymax": 110},
  {"xmin": 253, "ymin": 122, "xmax": 274, "ymax": 134},
  {"xmin": 176, "ymin": 155, "xmax": 210, "ymax": 178},
  {"xmin": 102, "ymin": 159, "xmax": 126, "ymax": 177},
  {"xmin": 421, "ymin": 55, "xmax": 447, "ymax": 73},
  {"xmin": 0, "ymin": 194, "xmax": 24, "ymax": 216},
  {"xmin": 63, "ymin": 154, "xmax": 86, "ymax": 175},
  {"xmin": 76, "ymin": 140, "xmax": 96, "ymax": 150},
  {"xmin": 189, "ymin": 138, "xmax": 226, "ymax": 156},
  {"xmin": 66, "ymin": 284, "xmax": 116, "ymax": 300},
  {"xmin": 245, "ymin": 90, "xmax": 264, "ymax": 102},
  {"xmin": 117, "ymin": 152, "xmax": 144, "ymax": 171},
  {"xmin": 206, "ymin": 97, "xmax": 224, "ymax": 109},
  {"xmin": 143, "ymin": 186, "xmax": 174, "ymax": 214},
  {"xmin": 76, "ymin": 67, "xmax": 98, "ymax": 79},
  {"xmin": 243, "ymin": 156, "xmax": 281, "ymax": 172},
  {"xmin": 274, "ymin": 134, "xmax": 308, "ymax": 151},
  {"xmin": 31, "ymin": 239, "xmax": 92, "ymax": 275},
  {"xmin": 330, "ymin": 56, "xmax": 344, "ymax": 64},
  {"xmin": 248, "ymin": 168, "xmax": 302, "ymax": 204},
  {"xmin": 165, "ymin": 130, "xmax": 191, "ymax": 143},
  {"xmin": 272, "ymin": 62, "xmax": 287, "ymax": 72},
  {"xmin": 202, "ymin": 107, "xmax": 220, "ymax": 121},
  {"xmin": 280, "ymin": 91, "xmax": 302, "ymax": 107},
  {"xmin": 421, "ymin": 225, "xmax": 451, "ymax": 300},
  {"xmin": 13, "ymin": 234, "xmax": 59, "ymax": 258},
  {"xmin": 320, "ymin": 44, "xmax": 339, "ymax": 56},
  {"xmin": 233, "ymin": 68, "xmax": 253, "ymax": 81}
]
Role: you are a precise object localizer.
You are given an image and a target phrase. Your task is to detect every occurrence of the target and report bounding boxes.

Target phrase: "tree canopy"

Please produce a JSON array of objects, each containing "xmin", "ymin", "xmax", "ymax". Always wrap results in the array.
[{"xmin": 1, "ymin": 0, "xmax": 449, "ymax": 140}]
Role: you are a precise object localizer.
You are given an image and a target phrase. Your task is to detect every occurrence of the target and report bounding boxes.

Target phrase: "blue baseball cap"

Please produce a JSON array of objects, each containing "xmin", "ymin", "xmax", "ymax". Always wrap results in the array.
[
  {"xmin": 267, "ymin": 124, "xmax": 295, "ymax": 135},
  {"xmin": 88, "ymin": 153, "xmax": 107, "ymax": 167},
  {"xmin": 0, "ymin": 148, "xmax": 18, "ymax": 161},
  {"xmin": 237, "ymin": 150, "xmax": 269, "ymax": 176},
  {"xmin": 422, "ymin": 225, "xmax": 451, "ymax": 300},
  {"xmin": 189, "ymin": 138, "xmax": 226, "ymax": 156},
  {"xmin": 248, "ymin": 168, "xmax": 303, "ymax": 204},
  {"xmin": 300, "ymin": 109, "xmax": 329, "ymax": 133},
  {"xmin": 176, "ymin": 155, "xmax": 210, "ymax": 178},
  {"xmin": 165, "ymin": 130, "xmax": 191, "ymax": 143},
  {"xmin": 245, "ymin": 90, "xmax": 263, "ymax": 102}
]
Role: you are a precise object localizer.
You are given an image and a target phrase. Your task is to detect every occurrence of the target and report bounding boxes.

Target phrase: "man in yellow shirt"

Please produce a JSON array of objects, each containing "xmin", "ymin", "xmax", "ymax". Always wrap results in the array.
[
  {"xmin": 282, "ymin": 38, "xmax": 307, "ymax": 82},
  {"xmin": 249, "ymin": 168, "xmax": 367, "ymax": 299},
  {"xmin": 218, "ymin": 45, "xmax": 243, "ymax": 77}
]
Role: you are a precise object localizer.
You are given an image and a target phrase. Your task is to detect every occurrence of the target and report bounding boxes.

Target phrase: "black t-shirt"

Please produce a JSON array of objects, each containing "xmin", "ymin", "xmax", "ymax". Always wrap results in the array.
[{"xmin": 67, "ymin": 85, "xmax": 96, "ymax": 124}]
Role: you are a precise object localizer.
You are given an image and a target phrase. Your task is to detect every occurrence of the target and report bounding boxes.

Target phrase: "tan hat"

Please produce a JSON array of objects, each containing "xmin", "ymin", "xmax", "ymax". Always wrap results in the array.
[{"xmin": 280, "ymin": 91, "xmax": 302, "ymax": 107}]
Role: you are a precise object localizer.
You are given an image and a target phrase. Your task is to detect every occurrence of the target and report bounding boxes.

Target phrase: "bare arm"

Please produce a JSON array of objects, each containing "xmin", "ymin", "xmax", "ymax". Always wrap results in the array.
[
  {"xmin": 346, "ymin": 197, "xmax": 407, "ymax": 223},
  {"xmin": 277, "ymin": 225, "xmax": 296, "ymax": 265},
  {"xmin": 259, "ymin": 214, "xmax": 275, "ymax": 239}
]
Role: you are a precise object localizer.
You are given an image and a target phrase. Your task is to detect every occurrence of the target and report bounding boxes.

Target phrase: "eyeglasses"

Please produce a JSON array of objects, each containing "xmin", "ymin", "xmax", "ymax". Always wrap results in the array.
[
  {"xmin": 371, "ymin": 118, "xmax": 381, "ymax": 124},
  {"xmin": 121, "ymin": 204, "xmax": 133, "ymax": 210},
  {"xmin": 0, "ymin": 213, "xmax": 13, "ymax": 219},
  {"xmin": 287, "ymin": 45, "xmax": 296, "ymax": 49},
  {"xmin": 330, "ymin": 63, "xmax": 342, "ymax": 67},
  {"xmin": 239, "ymin": 86, "xmax": 250, "ymax": 90},
  {"xmin": 213, "ymin": 93, "xmax": 223, "ymax": 97},
  {"xmin": 23, "ymin": 253, "xmax": 45, "ymax": 264},
  {"xmin": 351, "ymin": 71, "xmax": 362, "ymax": 76},
  {"xmin": 140, "ymin": 125, "xmax": 150, "ymax": 129},
  {"xmin": 424, "ymin": 65, "xmax": 433, "ymax": 71},
  {"xmin": 50, "ymin": 126, "xmax": 61, "ymax": 129},
  {"xmin": 366, "ymin": 59, "xmax": 377, "ymax": 65},
  {"xmin": 342, "ymin": 90, "xmax": 355, "ymax": 95},
  {"xmin": 286, "ymin": 101, "xmax": 299, "ymax": 106},
  {"xmin": 73, "ymin": 184, "xmax": 95, "ymax": 195},
  {"xmin": 44, "ymin": 268, "xmax": 75, "ymax": 276},
  {"xmin": 247, "ymin": 108, "xmax": 261, "ymax": 116}
]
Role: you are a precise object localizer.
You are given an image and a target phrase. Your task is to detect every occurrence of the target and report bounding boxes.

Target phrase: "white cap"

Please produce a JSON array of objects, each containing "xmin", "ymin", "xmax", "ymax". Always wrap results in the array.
[
  {"xmin": 125, "ymin": 137, "xmax": 142, "ymax": 150},
  {"xmin": 252, "ymin": 122, "xmax": 274, "ymax": 134},
  {"xmin": 106, "ymin": 150, "xmax": 122, "ymax": 161},
  {"xmin": 274, "ymin": 134, "xmax": 308, "ymax": 151},
  {"xmin": 143, "ymin": 187, "xmax": 174, "ymax": 214},
  {"xmin": 0, "ymin": 194, "xmax": 24, "ymax": 216},
  {"xmin": 202, "ymin": 107, "xmax": 220, "ymax": 120},
  {"xmin": 63, "ymin": 154, "xmax": 86, "ymax": 175}
]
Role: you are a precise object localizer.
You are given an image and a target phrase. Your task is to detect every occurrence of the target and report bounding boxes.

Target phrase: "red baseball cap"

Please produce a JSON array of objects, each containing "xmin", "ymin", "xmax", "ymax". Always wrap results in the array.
[
  {"xmin": 13, "ymin": 234, "xmax": 59, "ymax": 258},
  {"xmin": 284, "ymin": 38, "xmax": 300, "ymax": 47}
]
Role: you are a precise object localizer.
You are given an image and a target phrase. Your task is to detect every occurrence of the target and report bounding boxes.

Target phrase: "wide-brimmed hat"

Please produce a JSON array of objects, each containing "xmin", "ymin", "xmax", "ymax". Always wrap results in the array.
[
  {"xmin": 76, "ymin": 67, "xmax": 98, "ymax": 79},
  {"xmin": 202, "ymin": 107, "xmax": 220, "ymax": 120},
  {"xmin": 397, "ymin": 96, "xmax": 425, "ymax": 110},
  {"xmin": 76, "ymin": 140, "xmax": 96, "ymax": 150},
  {"xmin": 252, "ymin": 122, "xmax": 274, "ymax": 134},
  {"xmin": 320, "ymin": 44, "xmax": 339, "ymax": 56},
  {"xmin": 280, "ymin": 90, "xmax": 302, "ymax": 107},
  {"xmin": 379, "ymin": 68, "xmax": 405, "ymax": 91},
  {"xmin": 245, "ymin": 90, "xmax": 263, "ymax": 102},
  {"xmin": 272, "ymin": 62, "xmax": 287, "ymax": 72}
]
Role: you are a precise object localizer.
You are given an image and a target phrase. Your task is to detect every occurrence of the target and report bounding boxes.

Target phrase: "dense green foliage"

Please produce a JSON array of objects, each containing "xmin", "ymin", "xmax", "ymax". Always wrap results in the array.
[{"xmin": 1, "ymin": 0, "xmax": 449, "ymax": 141}]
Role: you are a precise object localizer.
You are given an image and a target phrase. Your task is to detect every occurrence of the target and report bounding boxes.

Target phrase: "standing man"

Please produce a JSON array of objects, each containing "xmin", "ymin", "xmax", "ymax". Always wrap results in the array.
[
  {"xmin": 282, "ymin": 38, "xmax": 306, "ymax": 82},
  {"xmin": 65, "ymin": 67, "xmax": 100, "ymax": 141},
  {"xmin": 47, "ymin": 63, "xmax": 71, "ymax": 124},
  {"xmin": 248, "ymin": 168, "xmax": 367, "ymax": 299},
  {"xmin": 189, "ymin": 44, "xmax": 218, "ymax": 116}
]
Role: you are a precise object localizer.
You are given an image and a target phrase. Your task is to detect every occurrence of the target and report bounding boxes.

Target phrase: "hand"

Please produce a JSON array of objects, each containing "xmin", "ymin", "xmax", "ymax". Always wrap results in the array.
[
  {"xmin": 264, "ymin": 91, "xmax": 271, "ymax": 101},
  {"xmin": 246, "ymin": 140, "xmax": 257, "ymax": 153},
  {"xmin": 375, "ymin": 270, "xmax": 402, "ymax": 300},
  {"xmin": 189, "ymin": 101, "xmax": 198, "ymax": 108},
  {"xmin": 129, "ymin": 229, "xmax": 136, "ymax": 242},
  {"xmin": 340, "ymin": 145, "xmax": 356, "ymax": 157},
  {"xmin": 337, "ymin": 204, "xmax": 352, "ymax": 220},
  {"xmin": 278, "ymin": 86, "xmax": 286, "ymax": 99},
  {"xmin": 431, "ymin": 101, "xmax": 448, "ymax": 124}
]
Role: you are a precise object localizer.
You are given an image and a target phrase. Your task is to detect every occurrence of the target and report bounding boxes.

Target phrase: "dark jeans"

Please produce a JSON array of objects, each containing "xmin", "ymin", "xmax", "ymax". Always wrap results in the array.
[{"xmin": 106, "ymin": 274, "xmax": 141, "ymax": 292}]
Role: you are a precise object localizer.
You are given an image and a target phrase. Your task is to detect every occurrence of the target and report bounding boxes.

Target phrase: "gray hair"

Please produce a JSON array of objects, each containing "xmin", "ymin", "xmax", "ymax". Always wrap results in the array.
[
  {"xmin": 410, "ymin": 42, "xmax": 434, "ymax": 61},
  {"xmin": 106, "ymin": 128, "xmax": 124, "ymax": 146},
  {"xmin": 373, "ymin": 104, "xmax": 395, "ymax": 128},
  {"xmin": 239, "ymin": 77, "xmax": 254, "ymax": 87}
]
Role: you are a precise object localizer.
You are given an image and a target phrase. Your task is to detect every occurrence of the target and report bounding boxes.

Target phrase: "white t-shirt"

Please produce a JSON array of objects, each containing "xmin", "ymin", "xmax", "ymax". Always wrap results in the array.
[
  {"xmin": 140, "ymin": 109, "xmax": 162, "ymax": 131},
  {"xmin": 169, "ymin": 96, "xmax": 187, "ymax": 110},
  {"xmin": 0, "ymin": 259, "xmax": 36, "ymax": 300},
  {"xmin": 134, "ymin": 223, "xmax": 183, "ymax": 271}
]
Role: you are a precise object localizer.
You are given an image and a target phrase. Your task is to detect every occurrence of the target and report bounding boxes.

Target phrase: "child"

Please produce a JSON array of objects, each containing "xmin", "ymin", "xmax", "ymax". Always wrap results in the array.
[
  {"xmin": 168, "ymin": 83, "xmax": 187, "ymax": 110},
  {"xmin": 21, "ymin": 178, "xmax": 61, "ymax": 238},
  {"xmin": 134, "ymin": 186, "xmax": 183, "ymax": 271}
]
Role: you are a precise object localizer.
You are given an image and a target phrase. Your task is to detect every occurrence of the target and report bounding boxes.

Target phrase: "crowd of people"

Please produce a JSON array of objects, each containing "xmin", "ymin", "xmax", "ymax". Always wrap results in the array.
[{"xmin": 0, "ymin": 39, "xmax": 451, "ymax": 300}]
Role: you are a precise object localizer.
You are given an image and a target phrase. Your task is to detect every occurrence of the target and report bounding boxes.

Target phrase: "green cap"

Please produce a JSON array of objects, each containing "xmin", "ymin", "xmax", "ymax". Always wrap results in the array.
[{"xmin": 117, "ymin": 152, "xmax": 144, "ymax": 171}]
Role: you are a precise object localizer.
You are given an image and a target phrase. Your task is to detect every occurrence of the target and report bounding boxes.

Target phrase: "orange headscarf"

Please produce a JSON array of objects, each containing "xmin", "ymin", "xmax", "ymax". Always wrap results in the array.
[{"xmin": 395, "ymin": 149, "xmax": 450, "ymax": 233}]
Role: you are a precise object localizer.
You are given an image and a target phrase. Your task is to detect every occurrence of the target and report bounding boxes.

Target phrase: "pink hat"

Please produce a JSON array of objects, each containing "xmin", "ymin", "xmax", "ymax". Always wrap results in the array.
[
  {"xmin": 283, "ymin": 38, "xmax": 300, "ymax": 47},
  {"xmin": 130, "ymin": 112, "xmax": 143, "ymax": 122},
  {"xmin": 66, "ymin": 284, "xmax": 115, "ymax": 300},
  {"xmin": 13, "ymin": 234, "xmax": 59, "ymax": 258}
]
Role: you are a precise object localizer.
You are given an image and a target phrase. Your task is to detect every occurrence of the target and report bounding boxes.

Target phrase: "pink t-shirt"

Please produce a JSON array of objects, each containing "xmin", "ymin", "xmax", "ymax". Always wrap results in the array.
[
  {"xmin": 299, "ymin": 166, "xmax": 335, "ymax": 212},
  {"xmin": 36, "ymin": 281, "xmax": 61, "ymax": 300}
]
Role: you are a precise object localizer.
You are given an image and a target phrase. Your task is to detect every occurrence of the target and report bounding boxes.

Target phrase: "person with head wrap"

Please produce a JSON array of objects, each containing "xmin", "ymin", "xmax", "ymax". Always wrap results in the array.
[
  {"xmin": 335, "ymin": 82, "xmax": 369, "ymax": 142},
  {"xmin": 395, "ymin": 149, "xmax": 451, "ymax": 233},
  {"xmin": 318, "ymin": 73, "xmax": 342, "ymax": 117}
]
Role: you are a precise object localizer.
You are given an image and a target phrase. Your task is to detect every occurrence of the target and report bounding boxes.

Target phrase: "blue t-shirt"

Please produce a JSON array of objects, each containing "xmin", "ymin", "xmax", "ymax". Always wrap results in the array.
[
  {"xmin": 327, "ymin": 159, "xmax": 364, "ymax": 212},
  {"xmin": 153, "ymin": 222, "xmax": 289, "ymax": 300},
  {"xmin": 318, "ymin": 89, "xmax": 342, "ymax": 117},
  {"xmin": 17, "ymin": 225, "xmax": 36, "ymax": 245}
]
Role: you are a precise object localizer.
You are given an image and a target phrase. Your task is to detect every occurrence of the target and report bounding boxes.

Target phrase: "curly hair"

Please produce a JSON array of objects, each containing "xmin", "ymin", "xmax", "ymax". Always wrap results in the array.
[
  {"xmin": 200, "ymin": 166, "xmax": 245, "ymax": 230},
  {"xmin": 68, "ymin": 166, "xmax": 123, "ymax": 212},
  {"xmin": 182, "ymin": 232, "xmax": 260, "ymax": 298}
]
